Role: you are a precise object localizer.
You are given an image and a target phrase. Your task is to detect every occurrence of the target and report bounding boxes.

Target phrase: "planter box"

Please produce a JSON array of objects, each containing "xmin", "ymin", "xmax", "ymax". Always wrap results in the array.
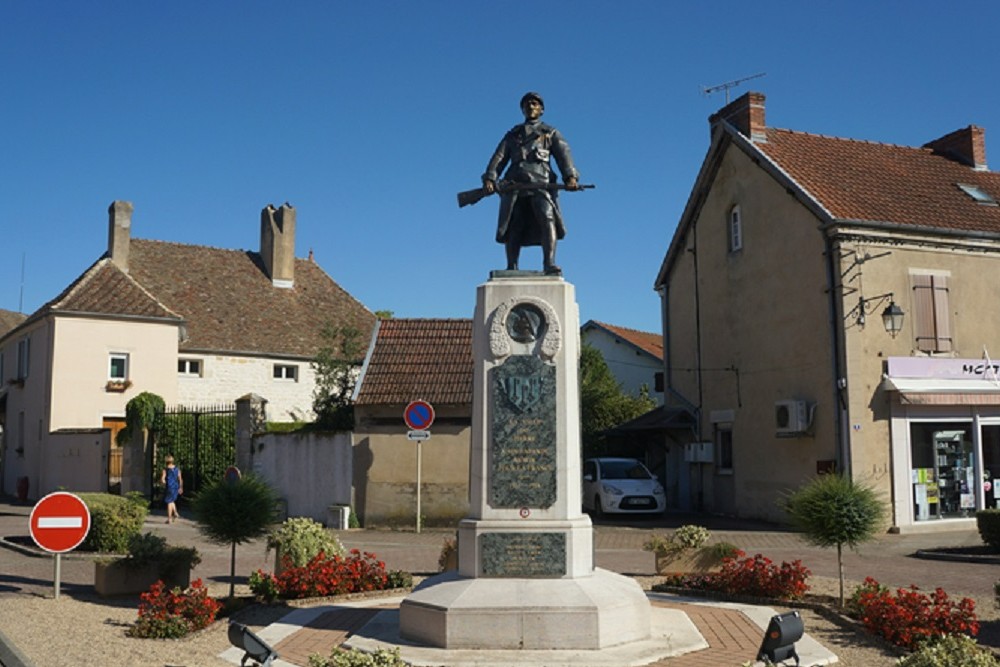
[
  {"xmin": 94, "ymin": 560, "xmax": 191, "ymax": 597},
  {"xmin": 654, "ymin": 547, "xmax": 727, "ymax": 576}
]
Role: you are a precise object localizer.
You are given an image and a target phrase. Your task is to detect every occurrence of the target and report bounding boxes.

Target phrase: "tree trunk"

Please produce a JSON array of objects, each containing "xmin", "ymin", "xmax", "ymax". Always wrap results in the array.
[
  {"xmin": 837, "ymin": 542, "xmax": 845, "ymax": 607},
  {"xmin": 229, "ymin": 541, "xmax": 237, "ymax": 599}
]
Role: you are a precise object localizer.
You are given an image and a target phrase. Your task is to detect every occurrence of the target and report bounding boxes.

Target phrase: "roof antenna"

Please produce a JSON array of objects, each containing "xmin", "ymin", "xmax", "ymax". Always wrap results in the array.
[{"xmin": 702, "ymin": 72, "xmax": 767, "ymax": 104}]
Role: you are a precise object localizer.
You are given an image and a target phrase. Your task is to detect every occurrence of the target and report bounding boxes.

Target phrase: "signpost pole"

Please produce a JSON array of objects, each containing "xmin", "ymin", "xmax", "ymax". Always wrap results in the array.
[
  {"xmin": 416, "ymin": 440, "xmax": 423, "ymax": 534},
  {"xmin": 53, "ymin": 554, "xmax": 62, "ymax": 600}
]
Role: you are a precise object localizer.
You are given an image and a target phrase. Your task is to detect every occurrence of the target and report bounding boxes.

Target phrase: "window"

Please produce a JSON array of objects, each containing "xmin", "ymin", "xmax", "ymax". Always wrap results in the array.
[
  {"xmin": 273, "ymin": 364, "xmax": 298, "ymax": 381},
  {"xmin": 911, "ymin": 273, "xmax": 952, "ymax": 353},
  {"xmin": 728, "ymin": 205, "xmax": 743, "ymax": 252},
  {"xmin": 178, "ymin": 358, "xmax": 202, "ymax": 377},
  {"xmin": 957, "ymin": 183, "xmax": 998, "ymax": 206},
  {"xmin": 715, "ymin": 424, "xmax": 734, "ymax": 472},
  {"xmin": 108, "ymin": 353, "xmax": 129, "ymax": 380},
  {"xmin": 16, "ymin": 337, "xmax": 29, "ymax": 380},
  {"xmin": 910, "ymin": 422, "xmax": 974, "ymax": 521}
]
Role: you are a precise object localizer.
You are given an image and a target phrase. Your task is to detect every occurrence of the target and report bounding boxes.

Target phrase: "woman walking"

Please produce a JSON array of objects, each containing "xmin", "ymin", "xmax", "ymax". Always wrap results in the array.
[{"xmin": 161, "ymin": 455, "xmax": 183, "ymax": 523}]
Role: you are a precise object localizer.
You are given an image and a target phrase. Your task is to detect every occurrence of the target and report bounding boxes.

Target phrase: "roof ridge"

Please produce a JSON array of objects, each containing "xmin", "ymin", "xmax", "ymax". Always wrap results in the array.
[
  {"xmin": 49, "ymin": 258, "xmax": 183, "ymax": 319},
  {"xmin": 769, "ymin": 127, "xmax": 930, "ymax": 152}
]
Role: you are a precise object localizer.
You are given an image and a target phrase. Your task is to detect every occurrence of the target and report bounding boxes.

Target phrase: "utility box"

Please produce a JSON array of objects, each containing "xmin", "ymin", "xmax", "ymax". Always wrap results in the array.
[
  {"xmin": 684, "ymin": 442, "xmax": 713, "ymax": 463},
  {"xmin": 326, "ymin": 504, "xmax": 350, "ymax": 530}
]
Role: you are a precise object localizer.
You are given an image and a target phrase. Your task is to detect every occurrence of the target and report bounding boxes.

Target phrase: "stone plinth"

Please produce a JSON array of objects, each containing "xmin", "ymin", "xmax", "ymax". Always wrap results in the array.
[{"xmin": 399, "ymin": 274, "xmax": 651, "ymax": 650}]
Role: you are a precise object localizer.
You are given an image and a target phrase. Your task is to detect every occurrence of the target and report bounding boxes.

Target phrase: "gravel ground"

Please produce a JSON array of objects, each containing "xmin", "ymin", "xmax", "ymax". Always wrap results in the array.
[{"xmin": 2, "ymin": 575, "xmax": 995, "ymax": 666}]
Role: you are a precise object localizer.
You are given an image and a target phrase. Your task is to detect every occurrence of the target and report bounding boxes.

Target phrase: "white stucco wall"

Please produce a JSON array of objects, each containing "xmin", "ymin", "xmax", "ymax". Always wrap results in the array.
[
  {"xmin": 176, "ymin": 353, "xmax": 318, "ymax": 421},
  {"xmin": 582, "ymin": 328, "xmax": 663, "ymax": 405}
]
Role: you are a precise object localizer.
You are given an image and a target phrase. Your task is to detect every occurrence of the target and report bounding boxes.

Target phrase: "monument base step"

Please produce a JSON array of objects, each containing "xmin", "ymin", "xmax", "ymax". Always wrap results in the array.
[{"xmin": 398, "ymin": 568, "xmax": 652, "ymax": 650}]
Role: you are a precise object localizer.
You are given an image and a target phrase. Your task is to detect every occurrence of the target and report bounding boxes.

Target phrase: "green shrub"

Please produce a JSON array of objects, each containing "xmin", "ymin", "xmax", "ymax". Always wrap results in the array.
[
  {"xmin": 122, "ymin": 532, "xmax": 200, "ymax": 579},
  {"xmin": 897, "ymin": 634, "xmax": 999, "ymax": 666},
  {"xmin": 386, "ymin": 570, "xmax": 412, "ymax": 589},
  {"xmin": 644, "ymin": 524, "xmax": 711, "ymax": 555},
  {"xmin": 267, "ymin": 517, "xmax": 344, "ymax": 569},
  {"xmin": 78, "ymin": 492, "xmax": 148, "ymax": 553},
  {"xmin": 976, "ymin": 509, "xmax": 1000, "ymax": 552},
  {"xmin": 308, "ymin": 646, "xmax": 408, "ymax": 667}
]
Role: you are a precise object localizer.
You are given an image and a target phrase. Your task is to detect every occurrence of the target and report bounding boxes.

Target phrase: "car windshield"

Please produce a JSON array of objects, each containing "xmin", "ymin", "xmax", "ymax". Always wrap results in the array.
[{"xmin": 599, "ymin": 460, "xmax": 651, "ymax": 480}]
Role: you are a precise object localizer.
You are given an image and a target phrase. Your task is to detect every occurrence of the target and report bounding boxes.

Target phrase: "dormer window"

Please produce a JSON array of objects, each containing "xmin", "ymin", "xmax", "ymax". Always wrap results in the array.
[
  {"xmin": 956, "ymin": 183, "xmax": 997, "ymax": 206},
  {"xmin": 728, "ymin": 205, "xmax": 743, "ymax": 252}
]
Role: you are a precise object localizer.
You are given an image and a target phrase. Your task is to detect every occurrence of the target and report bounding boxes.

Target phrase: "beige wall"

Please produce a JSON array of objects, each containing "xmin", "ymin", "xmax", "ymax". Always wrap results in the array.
[
  {"xmin": 665, "ymin": 145, "xmax": 838, "ymax": 522},
  {"xmin": 353, "ymin": 404, "xmax": 470, "ymax": 527}
]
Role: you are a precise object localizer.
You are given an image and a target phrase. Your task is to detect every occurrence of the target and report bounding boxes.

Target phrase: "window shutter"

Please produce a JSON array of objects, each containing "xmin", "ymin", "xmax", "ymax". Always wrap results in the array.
[
  {"xmin": 932, "ymin": 275, "xmax": 952, "ymax": 352},
  {"xmin": 912, "ymin": 275, "xmax": 936, "ymax": 352}
]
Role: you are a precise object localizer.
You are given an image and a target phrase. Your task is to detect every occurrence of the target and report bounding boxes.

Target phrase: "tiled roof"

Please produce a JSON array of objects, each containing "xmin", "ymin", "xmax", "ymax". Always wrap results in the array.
[
  {"xmin": 0, "ymin": 309, "xmax": 27, "ymax": 337},
  {"xmin": 126, "ymin": 240, "xmax": 376, "ymax": 358},
  {"xmin": 354, "ymin": 318, "xmax": 473, "ymax": 406},
  {"xmin": 584, "ymin": 320, "xmax": 663, "ymax": 360},
  {"xmin": 757, "ymin": 128, "xmax": 1000, "ymax": 234},
  {"xmin": 48, "ymin": 260, "xmax": 181, "ymax": 320}
]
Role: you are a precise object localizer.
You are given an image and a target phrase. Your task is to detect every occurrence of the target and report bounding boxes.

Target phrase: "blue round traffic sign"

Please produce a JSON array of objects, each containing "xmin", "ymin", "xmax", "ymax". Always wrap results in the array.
[{"xmin": 404, "ymin": 400, "xmax": 435, "ymax": 430}]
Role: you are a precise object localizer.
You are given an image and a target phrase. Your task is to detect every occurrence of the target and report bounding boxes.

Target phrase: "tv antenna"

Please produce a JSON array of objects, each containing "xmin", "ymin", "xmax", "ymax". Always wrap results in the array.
[{"xmin": 702, "ymin": 72, "xmax": 766, "ymax": 104}]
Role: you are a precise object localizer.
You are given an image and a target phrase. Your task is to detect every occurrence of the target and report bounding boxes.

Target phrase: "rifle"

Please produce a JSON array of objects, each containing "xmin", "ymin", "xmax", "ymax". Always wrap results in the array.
[{"xmin": 456, "ymin": 181, "xmax": 595, "ymax": 208}]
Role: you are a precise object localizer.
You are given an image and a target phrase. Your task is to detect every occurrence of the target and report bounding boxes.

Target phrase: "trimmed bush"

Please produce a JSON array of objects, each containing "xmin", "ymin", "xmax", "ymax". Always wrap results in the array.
[
  {"xmin": 78, "ymin": 492, "xmax": 149, "ymax": 553},
  {"xmin": 976, "ymin": 509, "xmax": 1000, "ymax": 552},
  {"xmin": 897, "ymin": 633, "xmax": 999, "ymax": 667},
  {"xmin": 267, "ymin": 517, "xmax": 344, "ymax": 569}
]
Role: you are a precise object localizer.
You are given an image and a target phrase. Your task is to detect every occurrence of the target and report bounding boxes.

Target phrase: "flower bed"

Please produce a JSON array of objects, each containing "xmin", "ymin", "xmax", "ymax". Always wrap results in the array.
[{"xmin": 250, "ymin": 549, "xmax": 409, "ymax": 602}]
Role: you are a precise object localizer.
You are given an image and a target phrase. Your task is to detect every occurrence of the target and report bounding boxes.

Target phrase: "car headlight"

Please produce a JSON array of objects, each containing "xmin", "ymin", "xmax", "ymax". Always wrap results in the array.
[
  {"xmin": 601, "ymin": 483, "xmax": 624, "ymax": 496},
  {"xmin": 653, "ymin": 484, "xmax": 665, "ymax": 495}
]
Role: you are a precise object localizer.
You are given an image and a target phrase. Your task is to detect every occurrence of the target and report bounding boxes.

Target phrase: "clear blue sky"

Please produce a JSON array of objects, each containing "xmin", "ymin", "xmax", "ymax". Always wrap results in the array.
[{"xmin": 4, "ymin": 1, "xmax": 1000, "ymax": 334}]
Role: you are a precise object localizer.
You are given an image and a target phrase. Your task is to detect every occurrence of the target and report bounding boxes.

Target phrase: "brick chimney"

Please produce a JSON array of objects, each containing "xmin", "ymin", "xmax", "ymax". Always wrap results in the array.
[
  {"xmin": 923, "ymin": 126, "xmax": 987, "ymax": 170},
  {"xmin": 107, "ymin": 201, "xmax": 133, "ymax": 272},
  {"xmin": 709, "ymin": 91, "xmax": 767, "ymax": 143},
  {"xmin": 260, "ymin": 203, "xmax": 296, "ymax": 288}
]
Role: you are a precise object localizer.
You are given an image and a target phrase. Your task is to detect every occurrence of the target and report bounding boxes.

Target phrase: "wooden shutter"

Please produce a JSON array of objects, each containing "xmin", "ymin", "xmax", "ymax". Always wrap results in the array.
[{"xmin": 912, "ymin": 274, "xmax": 952, "ymax": 353}]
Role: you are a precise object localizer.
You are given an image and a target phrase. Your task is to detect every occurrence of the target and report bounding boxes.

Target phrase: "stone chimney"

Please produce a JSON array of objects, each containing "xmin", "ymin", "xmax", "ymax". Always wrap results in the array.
[
  {"xmin": 923, "ymin": 126, "xmax": 987, "ymax": 170},
  {"xmin": 709, "ymin": 91, "xmax": 767, "ymax": 143},
  {"xmin": 108, "ymin": 201, "xmax": 133, "ymax": 272},
  {"xmin": 260, "ymin": 203, "xmax": 296, "ymax": 288}
]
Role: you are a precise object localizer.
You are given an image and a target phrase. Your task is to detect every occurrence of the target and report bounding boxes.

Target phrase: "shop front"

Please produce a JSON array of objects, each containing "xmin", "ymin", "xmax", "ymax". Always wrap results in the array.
[{"xmin": 884, "ymin": 356, "xmax": 1000, "ymax": 529}]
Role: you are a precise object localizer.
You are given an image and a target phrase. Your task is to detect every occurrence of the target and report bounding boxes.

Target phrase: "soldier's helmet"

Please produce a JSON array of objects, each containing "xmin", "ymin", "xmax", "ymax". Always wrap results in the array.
[{"xmin": 520, "ymin": 92, "xmax": 544, "ymax": 110}]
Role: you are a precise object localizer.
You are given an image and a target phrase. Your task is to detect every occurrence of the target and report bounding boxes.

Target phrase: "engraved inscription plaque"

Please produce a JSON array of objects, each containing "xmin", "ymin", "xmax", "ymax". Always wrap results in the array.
[
  {"xmin": 489, "ymin": 355, "xmax": 557, "ymax": 508},
  {"xmin": 480, "ymin": 532, "xmax": 566, "ymax": 577}
]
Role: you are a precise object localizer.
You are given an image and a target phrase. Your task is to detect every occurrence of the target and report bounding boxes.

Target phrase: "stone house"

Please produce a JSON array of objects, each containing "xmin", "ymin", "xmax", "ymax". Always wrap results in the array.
[
  {"xmin": 0, "ymin": 201, "xmax": 374, "ymax": 500},
  {"xmin": 656, "ymin": 92, "xmax": 1000, "ymax": 531}
]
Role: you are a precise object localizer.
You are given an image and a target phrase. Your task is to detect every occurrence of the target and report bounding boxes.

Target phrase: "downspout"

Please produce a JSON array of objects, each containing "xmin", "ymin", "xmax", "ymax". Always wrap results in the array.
[
  {"xmin": 824, "ymin": 232, "xmax": 850, "ymax": 477},
  {"xmin": 691, "ymin": 223, "xmax": 704, "ymax": 511}
]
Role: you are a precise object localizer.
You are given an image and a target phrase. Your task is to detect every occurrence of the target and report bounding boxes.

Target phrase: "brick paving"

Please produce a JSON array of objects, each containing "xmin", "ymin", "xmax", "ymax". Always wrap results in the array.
[{"xmin": 273, "ymin": 606, "xmax": 390, "ymax": 666}]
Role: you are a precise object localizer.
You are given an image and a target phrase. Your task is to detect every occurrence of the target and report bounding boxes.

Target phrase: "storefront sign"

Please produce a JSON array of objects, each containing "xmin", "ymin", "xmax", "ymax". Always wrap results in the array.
[{"xmin": 888, "ymin": 356, "xmax": 1000, "ymax": 380}]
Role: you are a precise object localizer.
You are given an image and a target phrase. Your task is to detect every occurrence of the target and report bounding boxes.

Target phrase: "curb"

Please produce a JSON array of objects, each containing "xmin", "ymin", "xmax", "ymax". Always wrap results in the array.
[{"xmin": 0, "ymin": 628, "xmax": 35, "ymax": 667}]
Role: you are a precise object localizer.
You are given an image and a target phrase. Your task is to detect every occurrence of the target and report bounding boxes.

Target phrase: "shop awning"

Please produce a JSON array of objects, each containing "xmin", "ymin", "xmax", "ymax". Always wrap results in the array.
[{"xmin": 882, "ymin": 376, "xmax": 1000, "ymax": 405}]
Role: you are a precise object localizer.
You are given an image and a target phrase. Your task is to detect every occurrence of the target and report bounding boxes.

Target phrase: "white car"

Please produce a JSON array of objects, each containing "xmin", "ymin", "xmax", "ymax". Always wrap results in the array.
[{"xmin": 582, "ymin": 457, "xmax": 666, "ymax": 515}]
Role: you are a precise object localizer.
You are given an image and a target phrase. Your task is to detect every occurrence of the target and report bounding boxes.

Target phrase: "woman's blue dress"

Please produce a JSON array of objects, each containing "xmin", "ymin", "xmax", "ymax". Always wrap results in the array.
[{"xmin": 164, "ymin": 466, "xmax": 181, "ymax": 503}]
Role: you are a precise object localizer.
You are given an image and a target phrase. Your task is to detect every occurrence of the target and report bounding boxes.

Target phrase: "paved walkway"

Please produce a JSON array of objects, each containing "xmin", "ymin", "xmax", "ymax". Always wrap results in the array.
[{"xmin": 1, "ymin": 498, "xmax": 996, "ymax": 666}]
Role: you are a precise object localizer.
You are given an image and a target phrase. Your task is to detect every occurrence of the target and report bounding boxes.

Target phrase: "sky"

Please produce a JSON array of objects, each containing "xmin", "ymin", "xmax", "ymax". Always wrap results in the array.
[{"xmin": 4, "ymin": 1, "xmax": 1000, "ymax": 335}]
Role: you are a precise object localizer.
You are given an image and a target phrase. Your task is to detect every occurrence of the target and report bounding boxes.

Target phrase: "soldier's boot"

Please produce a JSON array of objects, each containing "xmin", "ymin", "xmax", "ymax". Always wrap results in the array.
[
  {"xmin": 541, "ymin": 226, "xmax": 561, "ymax": 275},
  {"xmin": 505, "ymin": 242, "xmax": 520, "ymax": 271}
]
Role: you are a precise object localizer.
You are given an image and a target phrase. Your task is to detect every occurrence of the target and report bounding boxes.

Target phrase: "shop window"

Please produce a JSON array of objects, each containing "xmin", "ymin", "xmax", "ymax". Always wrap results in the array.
[
  {"xmin": 910, "ymin": 422, "xmax": 974, "ymax": 521},
  {"xmin": 911, "ymin": 273, "xmax": 952, "ymax": 353}
]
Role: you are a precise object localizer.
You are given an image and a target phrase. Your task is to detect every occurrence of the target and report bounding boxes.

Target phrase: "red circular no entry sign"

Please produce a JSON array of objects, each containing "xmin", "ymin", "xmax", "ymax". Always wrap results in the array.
[
  {"xmin": 30, "ymin": 492, "xmax": 91, "ymax": 553},
  {"xmin": 404, "ymin": 400, "xmax": 435, "ymax": 431}
]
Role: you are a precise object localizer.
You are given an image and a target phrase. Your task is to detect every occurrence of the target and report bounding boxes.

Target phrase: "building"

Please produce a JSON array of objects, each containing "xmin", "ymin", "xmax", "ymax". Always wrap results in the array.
[
  {"xmin": 0, "ymin": 201, "xmax": 375, "ymax": 500},
  {"xmin": 581, "ymin": 320, "xmax": 664, "ymax": 405},
  {"xmin": 351, "ymin": 318, "xmax": 473, "ymax": 526},
  {"xmin": 655, "ymin": 92, "xmax": 1000, "ymax": 530}
]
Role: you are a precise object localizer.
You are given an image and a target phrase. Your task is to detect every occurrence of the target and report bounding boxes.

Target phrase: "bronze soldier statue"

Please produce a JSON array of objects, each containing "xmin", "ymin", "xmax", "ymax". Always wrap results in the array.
[{"xmin": 482, "ymin": 92, "xmax": 582, "ymax": 275}]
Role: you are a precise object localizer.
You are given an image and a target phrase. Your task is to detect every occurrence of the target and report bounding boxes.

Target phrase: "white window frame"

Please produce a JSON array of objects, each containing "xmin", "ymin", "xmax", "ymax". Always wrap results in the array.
[
  {"xmin": 729, "ymin": 205, "xmax": 743, "ymax": 252},
  {"xmin": 273, "ymin": 364, "xmax": 298, "ymax": 381},
  {"xmin": 178, "ymin": 358, "xmax": 203, "ymax": 377},
  {"xmin": 108, "ymin": 353, "xmax": 129, "ymax": 381}
]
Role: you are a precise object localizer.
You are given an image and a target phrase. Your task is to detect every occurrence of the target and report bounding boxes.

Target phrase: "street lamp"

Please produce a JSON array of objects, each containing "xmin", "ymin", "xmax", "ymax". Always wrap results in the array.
[
  {"xmin": 881, "ymin": 300, "xmax": 905, "ymax": 337},
  {"xmin": 853, "ymin": 292, "xmax": 905, "ymax": 337}
]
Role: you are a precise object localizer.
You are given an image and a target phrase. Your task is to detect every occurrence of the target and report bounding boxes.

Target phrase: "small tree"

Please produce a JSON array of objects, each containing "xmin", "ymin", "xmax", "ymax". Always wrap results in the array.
[
  {"xmin": 579, "ymin": 343, "xmax": 655, "ymax": 458},
  {"xmin": 783, "ymin": 473, "xmax": 885, "ymax": 606},
  {"xmin": 190, "ymin": 474, "xmax": 279, "ymax": 598},
  {"xmin": 117, "ymin": 391, "xmax": 165, "ymax": 446},
  {"xmin": 311, "ymin": 324, "xmax": 365, "ymax": 431}
]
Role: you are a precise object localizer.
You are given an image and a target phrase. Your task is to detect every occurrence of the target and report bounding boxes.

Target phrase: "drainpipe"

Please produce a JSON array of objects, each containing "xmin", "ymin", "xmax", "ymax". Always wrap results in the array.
[{"xmin": 824, "ymin": 232, "xmax": 850, "ymax": 476}]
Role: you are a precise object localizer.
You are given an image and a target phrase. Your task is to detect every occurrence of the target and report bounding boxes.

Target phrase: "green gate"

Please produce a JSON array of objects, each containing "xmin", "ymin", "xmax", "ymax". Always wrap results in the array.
[{"xmin": 149, "ymin": 403, "xmax": 237, "ymax": 506}]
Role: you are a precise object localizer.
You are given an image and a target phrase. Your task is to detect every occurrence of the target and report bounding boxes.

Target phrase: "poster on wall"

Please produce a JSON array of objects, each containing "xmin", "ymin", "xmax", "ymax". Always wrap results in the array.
[{"xmin": 961, "ymin": 493, "xmax": 976, "ymax": 509}]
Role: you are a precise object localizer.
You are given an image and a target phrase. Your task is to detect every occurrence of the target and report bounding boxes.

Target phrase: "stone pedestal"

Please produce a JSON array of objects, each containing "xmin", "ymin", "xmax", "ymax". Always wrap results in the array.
[{"xmin": 399, "ymin": 274, "xmax": 651, "ymax": 650}]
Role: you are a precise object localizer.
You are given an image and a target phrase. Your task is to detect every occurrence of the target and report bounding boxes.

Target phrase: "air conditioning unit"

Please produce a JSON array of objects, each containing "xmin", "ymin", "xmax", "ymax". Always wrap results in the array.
[{"xmin": 775, "ymin": 400, "xmax": 811, "ymax": 436}]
